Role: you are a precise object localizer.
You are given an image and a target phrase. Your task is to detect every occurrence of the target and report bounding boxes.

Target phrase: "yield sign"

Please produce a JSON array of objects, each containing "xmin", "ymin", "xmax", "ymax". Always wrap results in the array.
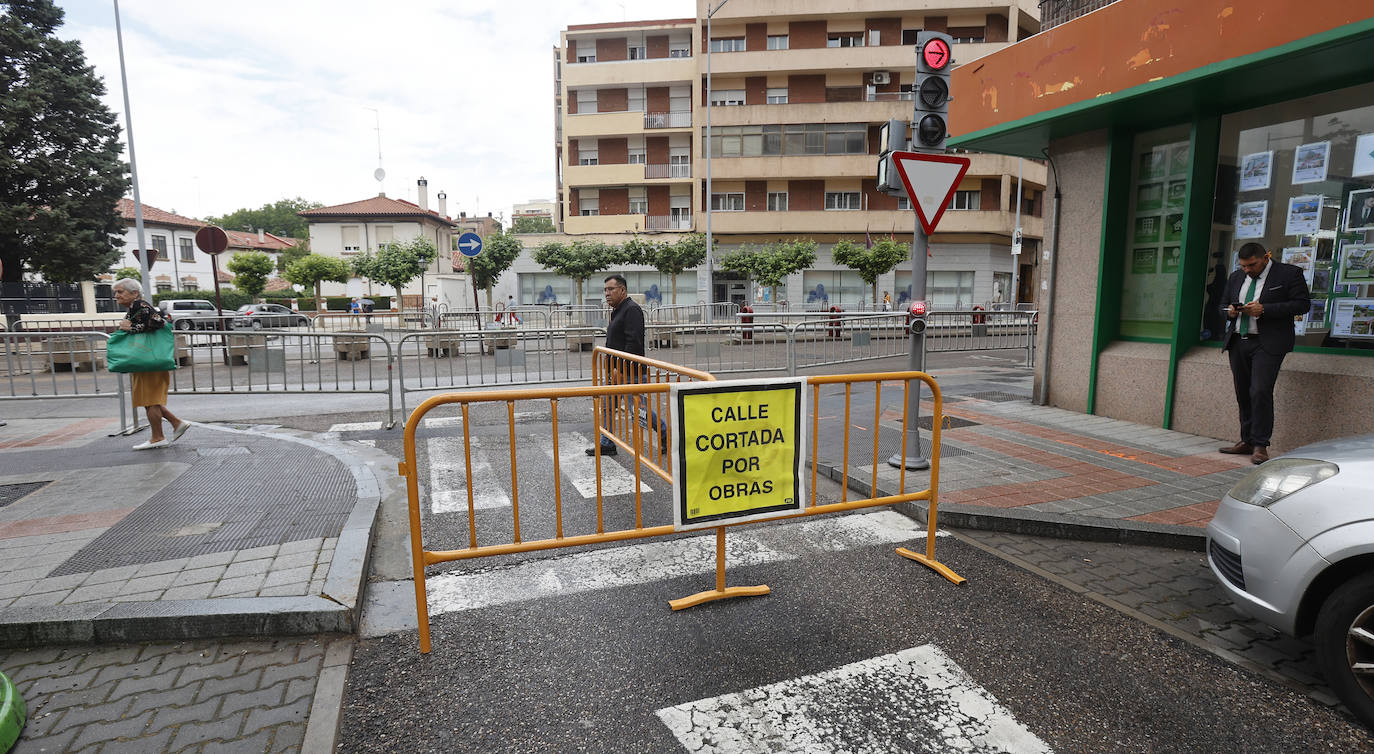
[{"xmin": 890, "ymin": 151, "xmax": 971, "ymax": 235}]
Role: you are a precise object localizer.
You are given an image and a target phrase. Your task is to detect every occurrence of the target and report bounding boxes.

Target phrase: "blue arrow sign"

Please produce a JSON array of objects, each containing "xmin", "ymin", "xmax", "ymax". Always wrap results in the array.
[{"xmin": 457, "ymin": 232, "xmax": 483, "ymax": 257}]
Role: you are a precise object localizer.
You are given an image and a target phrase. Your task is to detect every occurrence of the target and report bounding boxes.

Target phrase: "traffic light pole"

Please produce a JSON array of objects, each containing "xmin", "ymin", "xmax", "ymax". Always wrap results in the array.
[{"xmin": 889, "ymin": 223, "xmax": 930, "ymax": 471}]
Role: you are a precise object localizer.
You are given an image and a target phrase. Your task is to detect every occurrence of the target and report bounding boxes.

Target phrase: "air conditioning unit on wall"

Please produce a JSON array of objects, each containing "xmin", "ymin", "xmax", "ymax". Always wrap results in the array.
[{"xmin": 871, "ymin": 71, "xmax": 890, "ymax": 85}]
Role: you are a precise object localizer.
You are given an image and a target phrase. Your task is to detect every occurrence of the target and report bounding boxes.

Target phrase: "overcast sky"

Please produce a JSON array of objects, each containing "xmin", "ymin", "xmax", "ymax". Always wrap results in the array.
[{"xmin": 56, "ymin": 0, "xmax": 695, "ymax": 225}]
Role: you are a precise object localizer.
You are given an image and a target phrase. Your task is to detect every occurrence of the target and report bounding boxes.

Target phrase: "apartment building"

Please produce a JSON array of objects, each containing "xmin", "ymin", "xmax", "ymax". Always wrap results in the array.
[{"xmin": 540, "ymin": 1, "xmax": 1046, "ymax": 310}]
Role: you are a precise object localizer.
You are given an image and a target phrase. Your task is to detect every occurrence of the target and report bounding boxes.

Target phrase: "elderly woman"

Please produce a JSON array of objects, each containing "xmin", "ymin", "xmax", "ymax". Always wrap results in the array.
[{"xmin": 112, "ymin": 278, "xmax": 191, "ymax": 450}]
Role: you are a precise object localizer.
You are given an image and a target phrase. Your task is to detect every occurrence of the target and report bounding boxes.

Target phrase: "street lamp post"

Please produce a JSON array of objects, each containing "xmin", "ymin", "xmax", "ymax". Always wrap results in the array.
[
  {"xmin": 703, "ymin": 0, "xmax": 730, "ymax": 318},
  {"xmin": 112, "ymin": 0, "xmax": 150, "ymax": 297}
]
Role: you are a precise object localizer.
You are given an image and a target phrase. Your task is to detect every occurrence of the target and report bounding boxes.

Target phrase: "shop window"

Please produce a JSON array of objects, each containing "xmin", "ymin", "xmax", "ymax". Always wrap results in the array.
[
  {"xmin": 1208, "ymin": 81, "xmax": 1374, "ymax": 352},
  {"xmin": 1121, "ymin": 125, "xmax": 1190, "ymax": 339}
]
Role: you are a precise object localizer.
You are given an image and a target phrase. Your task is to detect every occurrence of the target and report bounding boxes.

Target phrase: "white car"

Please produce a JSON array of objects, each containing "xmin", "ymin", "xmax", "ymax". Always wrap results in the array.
[{"xmin": 1207, "ymin": 435, "xmax": 1374, "ymax": 728}]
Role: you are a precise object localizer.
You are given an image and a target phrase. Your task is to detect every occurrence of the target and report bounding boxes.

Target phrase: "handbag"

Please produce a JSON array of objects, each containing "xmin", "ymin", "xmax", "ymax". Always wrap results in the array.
[{"xmin": 106, "ymin": 326, "xmax": 178, "ymax": 373}]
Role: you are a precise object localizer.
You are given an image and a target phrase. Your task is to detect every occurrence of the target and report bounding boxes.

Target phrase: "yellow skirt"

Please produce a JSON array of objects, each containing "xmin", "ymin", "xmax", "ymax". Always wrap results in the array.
[{"xmin": 130, "ymin": 371, "xmax": 171, "ymax": 408}]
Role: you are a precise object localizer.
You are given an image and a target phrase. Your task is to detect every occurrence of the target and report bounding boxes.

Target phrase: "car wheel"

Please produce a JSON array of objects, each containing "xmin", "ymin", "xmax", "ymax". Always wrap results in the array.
[
  {"xmin": 1314, "ymin": 571, "xmax": 1374, "ymax": 729},
  {"xmin": 251, "ymin": 320, "xmax": 263, "ymax": 330},
  {"xmin": 175, "ymin": 319, "xmax": 191, "ymax": 331},
  {"xmin": 296, "ymin": 317, "xmax": 308, "ymax": 327}
]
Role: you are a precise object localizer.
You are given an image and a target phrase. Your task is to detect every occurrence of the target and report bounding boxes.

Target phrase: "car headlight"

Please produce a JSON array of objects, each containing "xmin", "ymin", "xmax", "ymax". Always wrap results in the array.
[{"xmin": 1227, "ymin": 458, "xmax": 1339, "ymax": 507}]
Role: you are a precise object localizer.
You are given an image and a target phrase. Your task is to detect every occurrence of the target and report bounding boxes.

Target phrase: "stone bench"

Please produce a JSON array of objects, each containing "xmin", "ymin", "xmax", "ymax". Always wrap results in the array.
[
  {"xmin": 567, "ymin": 332, "xmax": 596, "ymax": 352},
  {"xmin": 222, "ymin": 334, "xmax": 267, "ymax": 366},
  {"xmin": 43, "ymin": 336, "xmax": 104, "ymax": 372},
  {"xmin": 334, "ymin": 334, "xmax": 371, "ymax": 361},
  {"xmin": 427, "ymin": 334, "xmax": 464, "ymax": 358}
]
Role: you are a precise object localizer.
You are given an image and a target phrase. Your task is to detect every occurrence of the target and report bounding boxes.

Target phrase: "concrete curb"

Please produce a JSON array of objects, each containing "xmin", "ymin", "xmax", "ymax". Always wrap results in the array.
[
  {"xmin": 0, "ymin": 422, "xmax": 398, "ymax": 646},
  {"xmin": 816, "ymin": 462, "xmax": 1207, "ymax": 552}
]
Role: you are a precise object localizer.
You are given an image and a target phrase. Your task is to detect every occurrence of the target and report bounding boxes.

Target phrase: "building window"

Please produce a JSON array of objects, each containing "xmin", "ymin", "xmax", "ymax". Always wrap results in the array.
[
  {"xmin": 826, "ymin": 33, "xmax": 863, "ymax": 48},
  {"xmin": 578, "ymin": 146, "xmax": 599, "ymax": 165},
  {"xmin": 803, "ymin": 270, "xmax": 867, "ymax": 307},
  {"xmin": 707, "ymin": 122, "xmax": 866, "ymax": 158},
  {"xmin": 580, "ymin": 200, "xmax": 599, "ymax": 216},
  {"xmin": 629, "ymin": 191, "xmax": 648, "ymax": 215},
  {"xmin": 897, "ymin": 196, "xmax": 911, "ymax": 211},
  {"xmin": 578, "ymin": 89, "xmax": 597, "ymax": 114},
  {"xmin": 709, "ymin": 89, "xmax": 745, "ymax": 106},
  {"xmin": 709, "ymin": 38, "xmax": 745, "ymax": 53},
  {"xmin": 767, "ymin": 192, "xmax": 788, "ymax": 211},
  {"xmin": 629, "ymin": 45, "xmax": 646, "ymax": 60},
  {"xmin": 950, "ymin": 34, "xmax": 985, "ymax": 44},
  {"xmin": 628, "ymin": 148, "xmax": 646, "ymax": 164},
  {"xmin": 150, "ymin": 235, "xmax": 168, "ymax": 261},
  {"xmin": 901, "ymin": 29, "xmax": 920, "ymax": 45},
  {"xmin": 868, "ymin": 30, "xmax": 881, "ymax": 46},
  {"xmin": 947, "ymin": 190, "xmax": 981, "ymax": 211},
  {"xmin": 669, "ymin": 153, "xmax": 690, "ymax": 177},
  {"xmin": 155, "ymin": 281, "xmax": 172, "ymax": 293},
  {"xmin": 711, "ymin": 193, "xmax": 744, "ymax": 211},
  {"xmin": 825, "ymin": 192, "xmax": 862, "ymax": 210},
  {"xmin": 179, "ymin": 237, "xmax": 194, "ymax": 262},
  {"xmin": 628, "ymin": 88, "xmax": 645, "ymax": 113},
  {"xmin": 669, "ymin": 45, "xmax": 691, "ymax": 58},
  {"xmin": 576, "ymin": 52, "xmax": 596, "ymax": 63},
  {"xmin": 766, "ymin": 88, "xmax": 788, "ymax": 105},
  {"xmin": 767, "ymin": 35, "xmax": 788, "ymax": 50},
  {"xmin": 181, "ymin": 278, "xmax": 199, "ymax": 291},
  {"xmin": 342, "ymin": 226, "xmax": 361, "ymax": 253}
]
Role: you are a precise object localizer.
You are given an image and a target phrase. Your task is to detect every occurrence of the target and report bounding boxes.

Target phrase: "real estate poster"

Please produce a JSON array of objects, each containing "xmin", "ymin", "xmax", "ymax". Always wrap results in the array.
[
  {"xmin": 1240, "ymin": 151, "xmax": 1273, "ymax": 191},
  {"xmin": 1353, "ymin": 133, "xmax": 1374, "ymax": 178},
  {"xmin": 1331, "ymin": 298, "xmax": 1374, "ymax": 338},
  {"xmin": 1139, "ymin": 148, "xmax": 1167, "ymax": 181},
  {"xmin": 1164, "ymin": 213, "xmax": 1184, "ymax": 243},
  {"xmin": 1337, "ymin": 242, "xmax": 1374, "ymax": 284},
  {"xmin": 1291, "ymin": 141, "xmax": 1331, "ymax": 184},
  {"xmin": 1306, "ymin": 298, "xmax": 1329, "ymax": 331},
  {"xmin": 1282, "ymin": 246, "xmax": 1315, "ymax": 287},
  {"xmin": 1161, "ymin": 246, "xmax": 1181, "ymax": 273},
  {"xmin": 1347, "ymin": 188, "xmax": 1374, "ymax": 231},
  {"xmin": 1133, "ymin": 215, "xmax": 1160, "ymax": 244},
  {"xmin": 1312, "ymin": 264, "xmax": 1333, "ymax": 293},
  {"xmin": 1132, "ymin": 248, "xmax": 1158, "ymax": 274},
  {"xmin": 1285, "ymin": 195, "xmax": 1322, "ymax": 236},
  {"xmin": 1136, "ymin": 183, "xmax": 1163, "ymax": 212},
  {"xmin": 1168, "ymin": 144, "xmax": 1190, "ymax": 176},
  {"xmin": 1235, "ymin": 200, "xmax": 1267, "ymax": 239},
  {"xmin": 1166, "ymin": 180, "xmax": 1187, "ymax": 210}
]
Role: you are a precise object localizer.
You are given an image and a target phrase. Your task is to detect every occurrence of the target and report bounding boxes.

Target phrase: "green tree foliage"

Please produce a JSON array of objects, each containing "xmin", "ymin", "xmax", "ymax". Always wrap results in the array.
[
  {"xmin": 719, "ymin": 239, "xmax": 817, "ymax": 302},
  {"xmin": 205, "ymin": 197, "xmax": 321, "ymax": 240},
  {"xmin": 276, "ymin": 239, "xmax": 309, "ymax": 274},
  {"xmin": 367, "ymin": 237, "xmax": 437, "ymax": 313},
  {"xmin": 1, "ymin": 0, "xmax": 128, "ymax": 282},
  {"xmin": 283, "ymin": 253, "xmax": 350, "ymax": 312},
  {"xmin": 470, "ymin": 228, "xmax": 524, "ymax": 311},
  {"xmin": 625, "ymin": 233, "xmax": 709, "ymax": 305},
  {"xmin": 831, "ymin": 238, "xmax": 910, "ymax": 305},
  {"xmin": 532, "ymin": 239, "xmax": 621, "ymax": 309},
  {"xmin": 113, "ymin": 266, "xmax": 140, "ymax": 281},
  {"xmin": 225, "ymin": 251, "xmax": 275, "ymax": 299},
  {"xmin": 512, "ymin": 215, "xmax": 555, "ymax": 234}
]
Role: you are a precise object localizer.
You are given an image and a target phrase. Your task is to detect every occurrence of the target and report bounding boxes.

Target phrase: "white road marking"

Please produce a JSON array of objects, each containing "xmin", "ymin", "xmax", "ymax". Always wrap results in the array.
[
  {"xmin": 421, "ymin": 510, "xmax": 942, "ymax": 616},
  {"xmin": 328, "ymin": 411, "xmax": 544, "ymax": 434},
  {"xmin": 428, "ymin": 436, "xmax": 511, "ymax": 512},
  {"xmin": 544, "ymin": 430, "xmax": 651, "ymax": 498},
  {"xmin": 327, "ymin": 421, "xmax": 380, "ymax": 432},
  {"xmin": 656, "ymin": 644, "xmax": 1053, "ymax": 754}
]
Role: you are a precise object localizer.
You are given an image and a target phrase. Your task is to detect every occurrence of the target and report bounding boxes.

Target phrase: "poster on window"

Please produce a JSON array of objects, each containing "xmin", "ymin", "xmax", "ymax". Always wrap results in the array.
[
  {"xmin": 1166, "ymin": 181, "xmax": 1187, "ymax": 210},
  {"xmin": 1331, "ymin": 298, "xmax": 1374, "ymax": 338},
  {"xmin": 1347, "ymin": 188, "xmax": 1374, "ymax": 232},
  {"xmin": 1337, "ymin": 242, "xmax": 1374, "ymax": 284},
  {"xmin": 1161, "ymin": 246, "xmax": 1181, "ymax": 273},
  {"xmin": 1291, "ymin": 142, "xmax": 1331, "ymax": 185},
  {"xmin": 1313, "ymin": 264, "xmax": 1333, "ymax": 293},
  {"xmin": 1131, "ymin": 248, "xmax": 1158, "ymax": 274},
  {"xmin": 1353, "ymin": 134, "xmax": 1374, "ymax": 178},
  {"xmin": 1282, "ymin": 247, "xmax": 1315, "ymax": 286},
  {"xmin": 1164, "ymin": 213, "xmax": 1184, "ymax": 243},
  {"xmin": 1235, "ymin": 200, "xmax": 1267, "ymax": 239},
  {"xmin": 1284, "ymin": 195, "xmax": 1323, "ymax": 236},
  {"xmin": 1133, "ymin": 216, "xmax": 1161, "ymax": 244},
  {"xmin": 1240, "ymin": 151, "xmax": 1273, "ymax": 192},
  {"xmin": 1139, "ymin": 148, "xmax": 1167, "ymax": 181},
  {"xmin": 1168, "ymin": 144, "xmax": 1190, "ymax": 177},
  {"xmin": 1136, "ymin": 183, "xmax": 1163, "ymax": 212},
  {"xmin": 1306, "ymin": 298, "xmax": 1329, "ymax": 331}
]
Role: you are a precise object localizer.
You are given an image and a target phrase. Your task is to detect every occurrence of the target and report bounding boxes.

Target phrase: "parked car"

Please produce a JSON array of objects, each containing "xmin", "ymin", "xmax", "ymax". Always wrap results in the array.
[
  {"xmin": 1207, "ymin": 434, "xmax": 1374, "ymax": 728},
  {"xmin": 232, "ymin": 303, "xmax": 310, "ymax": 330},
  {"xmin": 158, "ymin": 299, "xmax": 231, "ymax": 330}
]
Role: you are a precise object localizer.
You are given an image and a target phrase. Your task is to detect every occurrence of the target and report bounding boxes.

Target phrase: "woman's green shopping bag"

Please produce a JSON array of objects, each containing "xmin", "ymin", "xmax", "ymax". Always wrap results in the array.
[{"xmin": 106, "ymin": 327, "xmax": 178, "ymax": 373}]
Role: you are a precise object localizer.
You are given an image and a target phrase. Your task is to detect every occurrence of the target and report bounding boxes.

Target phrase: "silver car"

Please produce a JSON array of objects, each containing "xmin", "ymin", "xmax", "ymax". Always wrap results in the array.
[{"xmin": 1207, "ymin": 434, "xmax": 1374, "ymax": 728}]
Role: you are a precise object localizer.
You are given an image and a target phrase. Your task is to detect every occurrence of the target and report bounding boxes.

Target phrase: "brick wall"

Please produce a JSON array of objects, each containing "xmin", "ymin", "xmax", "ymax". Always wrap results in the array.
[
  {"xmin": 599, "ymin": 137, "xmax": 628, "ymax": 164},
  {"xmin": 647, "ymin": 136, "xmax": 670, "ymax": 164},
  {"xmin": 745, "ymin": 181, "xmax": 767, "ymax": 212},
  {"xmin": 865, "ymin": 17, "xmax": 901, "ymax": 45},
  {"xmin": 987, "ymin": 13, "xmax": 1009, "ymax": 42},
  {"xmin": 646, "ymin": 87, "xmax": 670, "ymax": 113},
  {"xmin": 567, "ymin": 139, "xmax": 578, "ymax": 163},
  {"xmin": 647, "ymin": 35, "xmax": 669, "ymax": 59},
  {"xmin": 746, "ymin": 23, "xmax": 766, "ymax": 50},
  {"xmin": 924, "ymin": 16, "xmax": 948, "ymax": 33},
  {"xmin": 788, "ymin": 74, "xmax": 826, "ymax": 104},
  {"xmin": 746, "ymin": 76, "xmax": 767, "ymax": 105},
  {"xmin": 863, "ymin": 179, "xmax": 901, "ymax": 211},
  {"xmin": 980, "ymin": 181, "xmax": 1001, "ymax": 212},
  {"xmin": 789, "ymin": 20, "xmax": 827, "ymax": 48},
  {"xmin": 648, "ymin": 186, "xmax": 670, "ymax": 217},
  {"xmin": 788, "ymin": 180, "xmax": 824, "ymax": 211},
  {"xmin": 600, "ymin": 188, "xmax": 629, "ymax": 215},
  {"xmin": 599, "ymin": 88, "xmax": 628, "ymax": 112},
  {"xmin": 568, "ymin": 94, "xmax": 578, "ymax": 115},
  {"xmin": 597, "ymin": 37, "xmax": 626, "ymax": 62}
]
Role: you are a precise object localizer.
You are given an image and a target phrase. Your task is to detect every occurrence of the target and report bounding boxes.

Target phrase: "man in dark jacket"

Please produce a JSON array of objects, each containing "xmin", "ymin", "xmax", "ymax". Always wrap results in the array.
[
  {"xmin": 589, "ymin": 274, "xmax": 664, "ymax": 456},
  {"xmin": 1219, "ymin": 242, "xmax": 1310, "ymax": 464}
]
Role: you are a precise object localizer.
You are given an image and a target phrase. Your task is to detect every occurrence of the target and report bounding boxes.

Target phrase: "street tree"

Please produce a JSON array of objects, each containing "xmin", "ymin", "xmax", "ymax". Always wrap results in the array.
[
  {"xmin": 512, "ymin": 215, "xmax": 555, "ymax": 234},
  {"xmin": 276, "ymin": 239, "xmax": 310, "ymax": 274},
  {"xmin": 831, "ymin": 238, "xmax": 909, "ymax": 307},
  {"xmin": 469, "ymin": 228, "xmax": 523, "ymax": 312},
  {"xmin": 532, "ymin": 239, "xmax": 621, "ymax": 312},
  {"xmin": 225, "ymin": 251, "xmax": 275, "ymax": 300},
  {"xmin": 1, "ymin": 0, "xmax": 128, "ymax": 282},
  {"xmin": 113, "ymin": 266, "xmax": 140, "ymax": 281},
  {"xmin": 206, "ymin": 197, "xmax": 321, "ymax": 241},
  {"xmin": 368, "ymin": 237, "xmax": 437, "ymax": 315},
  {"xmin": 283, "ymin": 253, "xmax": 350, "ymax": 312},
  {"xmin": 631, "ymin": 233, "xmax": 708, "ymax": 305},
  {"xmin": 719, "ymin": 238, "xmax": 817, "ymax": 304}
]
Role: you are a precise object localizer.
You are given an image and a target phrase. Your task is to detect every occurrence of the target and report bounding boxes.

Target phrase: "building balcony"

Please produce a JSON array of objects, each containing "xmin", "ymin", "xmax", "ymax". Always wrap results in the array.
[
  {"xmin": 645, "ymin": 163, "xmax": 692, "ymax": 180},
  {"xmin": 562, "ymin": 57, "xmax": 695, "ymax": 87},
  {"xmin": 564, "ymin": 162, "xmax": 647, "ymax": 186},
  {"xmin": 565, "ymin": 111, "xmax": 648, "ymax": 138},
  {"xmin": 703, "ymin": 153, "xmax": 872, "ymax": 180},
  {"xmin": 702, "ymin": 0, "xmax": 1042, "ymax": 27},
  {"xmin": 702, "ymin": 42, "xmax": 1008, "ymax": 77},
  {"xmin": 644, "ymin": 111, "xmax": 693, "ymax": 129},
  {"xmin": 699, "ymin": 209, "xmax": 1044, "ymax": 238},
  {"xmin": 564, "ymin": 214, "xmax": 646, "ymax": 235},
  {"xmin": 646, "ymin": 215, "xmax": 693, "ymax": 231},
  {"xmin": 961, "ymin": 153, "xmax": 1048, "ymax": 184},
  {"xmin": 706, "ymin": 100, "xmax": 909, "ymax": 127}
]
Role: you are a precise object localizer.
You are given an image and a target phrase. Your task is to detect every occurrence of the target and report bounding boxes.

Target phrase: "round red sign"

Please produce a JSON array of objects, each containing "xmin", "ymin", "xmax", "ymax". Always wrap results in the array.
[
  {"xmin": 922, "ymin": 38, "xmax": 951, "ymax": 70},
  {"xmin": 195, "ymin": 225, "xmax": 230, "ymax": 255}
]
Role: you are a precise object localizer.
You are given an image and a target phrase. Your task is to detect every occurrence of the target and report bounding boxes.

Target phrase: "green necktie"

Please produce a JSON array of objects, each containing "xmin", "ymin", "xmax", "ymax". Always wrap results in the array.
[{"xmin": 1239, "ymin": 276, "xmax": 1258, "ymax": 335}]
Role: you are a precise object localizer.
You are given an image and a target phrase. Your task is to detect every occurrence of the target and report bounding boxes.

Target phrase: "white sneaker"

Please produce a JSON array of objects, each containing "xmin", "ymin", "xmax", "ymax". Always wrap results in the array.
[{"xmin": 132, "ymin": 439, "xmax": 170, "ymax": 451}]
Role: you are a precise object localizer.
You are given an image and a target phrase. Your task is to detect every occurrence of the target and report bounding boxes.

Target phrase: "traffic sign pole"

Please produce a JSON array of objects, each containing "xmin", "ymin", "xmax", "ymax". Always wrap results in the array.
[{"xmin": 890, "ymin": 224, "xmax": 930, "ymax": 471}]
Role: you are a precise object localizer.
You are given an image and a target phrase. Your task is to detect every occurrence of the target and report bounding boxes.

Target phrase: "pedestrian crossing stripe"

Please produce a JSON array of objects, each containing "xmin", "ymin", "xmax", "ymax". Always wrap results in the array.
[
  {"xmin": 328, "ymin": 412, "xmax": 541, "ymax": 433},
  {"xmin": 656, "ymin": 644, "xmax": 1052, "ymax": 754}
]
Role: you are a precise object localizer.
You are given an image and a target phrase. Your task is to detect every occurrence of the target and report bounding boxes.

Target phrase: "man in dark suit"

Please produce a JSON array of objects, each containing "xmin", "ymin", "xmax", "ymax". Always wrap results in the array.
[
  {"xmin": 1219, "ymin": 242, "xmax": 1311, "ymax": 464},
  {"xmin": 588, "ymin": 274, "xmax": 665, "ymax": 457}
]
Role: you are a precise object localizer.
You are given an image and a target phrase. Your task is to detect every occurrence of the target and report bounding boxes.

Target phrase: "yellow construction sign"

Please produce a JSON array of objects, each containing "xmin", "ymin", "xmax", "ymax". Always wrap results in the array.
[{"xmin": 670, "ymin": 378, "xmax": 806, "ymax": 531}]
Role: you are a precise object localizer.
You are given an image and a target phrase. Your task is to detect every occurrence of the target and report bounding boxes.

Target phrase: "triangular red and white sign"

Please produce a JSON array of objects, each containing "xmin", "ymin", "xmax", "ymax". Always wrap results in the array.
[{"xmin": 891, "ymin": 151, "xmax": 971, "ymax": 235}]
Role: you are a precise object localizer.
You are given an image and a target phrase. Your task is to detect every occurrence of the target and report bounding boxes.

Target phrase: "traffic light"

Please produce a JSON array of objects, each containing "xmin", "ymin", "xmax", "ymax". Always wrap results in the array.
[
  {"xmin": 876, "ymin": 118, "xmax": 909, "ymax": 196},
  {"xmin": 913, "ymin": 31, "xmax": 953, "ymax": 153}
]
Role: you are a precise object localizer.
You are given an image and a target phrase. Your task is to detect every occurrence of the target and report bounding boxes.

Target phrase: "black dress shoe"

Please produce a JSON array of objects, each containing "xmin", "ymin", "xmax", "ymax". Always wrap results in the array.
[
  {"xmin": 1219, "ymin": 441, "xmax": 1254, "ymax": 455},
  {"xmin": 586, "ymin": 445, "xmax": 617, "ymax": 456}
]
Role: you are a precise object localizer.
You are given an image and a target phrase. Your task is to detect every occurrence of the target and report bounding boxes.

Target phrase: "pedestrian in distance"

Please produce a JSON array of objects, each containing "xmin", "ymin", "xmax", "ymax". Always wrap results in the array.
[
  {"xmin": 112, "ymin": 278, "xmax": 192, "ymax": 451},
  {"xmin": 506, "ymin": 294, "xmax": 521, "ymax": 325},
  {"xmin": 588, "ymin": 274, "xmax": 666, "ymax": 457},
  {"xmin": 882, "ymin": 291, "xmax": 892, "ymax": 311},
  {"xmin": 1219, "ymin": 242, "xmax": 1311, "ymax": 465},
  {"xmin": 349, "ymin": 297, "xmax": 361, "ymax": 327}
]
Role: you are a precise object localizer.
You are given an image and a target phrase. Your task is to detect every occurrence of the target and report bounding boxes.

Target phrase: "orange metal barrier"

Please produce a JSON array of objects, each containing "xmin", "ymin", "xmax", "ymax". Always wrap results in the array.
[
  {"xmin": 399, "ymin": 368, "xmax": 961, "ymax": 653},
  {"xmin": 591, "ymin": 346, "xmax": 715, "ymax": 480}
]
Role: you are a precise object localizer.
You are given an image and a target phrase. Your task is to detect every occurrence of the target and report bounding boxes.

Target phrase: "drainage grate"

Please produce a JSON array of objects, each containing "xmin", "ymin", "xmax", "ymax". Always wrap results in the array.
[
  {"xmin": 918, "ymin": 415, "xmax": 979, "ymax": 431},
  {"xmin": 0, "ymin": 481, "xmax": 50, "ymax": 508},
  {"xmin": 961, "ymin": 391, "xmax": 1030, "ymax": 403}
]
